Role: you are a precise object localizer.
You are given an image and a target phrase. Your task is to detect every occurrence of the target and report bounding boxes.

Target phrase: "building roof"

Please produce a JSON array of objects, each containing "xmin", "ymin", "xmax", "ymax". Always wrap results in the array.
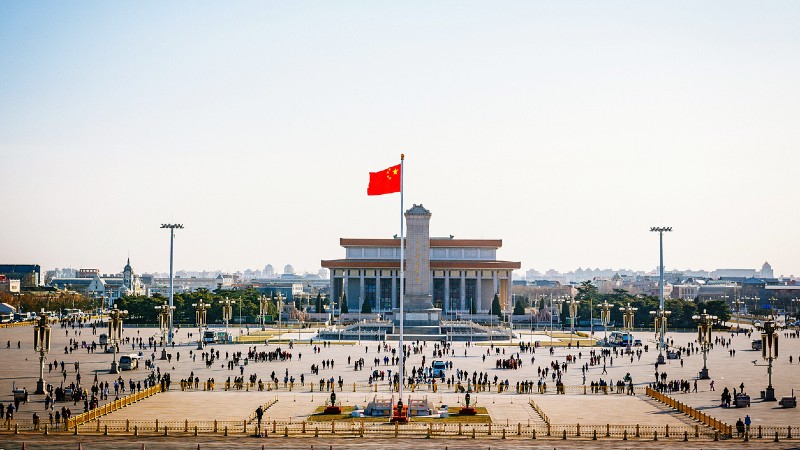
[
  {"xmin": 338, "ymin": 238, "xmax": 503, "ymax": 248},
  {"xmin": 321, "ymin": 259, "xmax": 521, "ymax": 270},
  {"xmin": 405, "ymin": 204, "xmax": 431, "ymax": 216}
]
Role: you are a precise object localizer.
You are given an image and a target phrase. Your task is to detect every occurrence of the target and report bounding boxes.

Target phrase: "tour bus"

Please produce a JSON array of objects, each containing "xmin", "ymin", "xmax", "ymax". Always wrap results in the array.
[
  {"xmin": 118, "ymin": 354, "xmax": 141, "ymax": 370},
  {"xmin": 0, "ymin": 313, "xmax": 13, "ymax": 323},
  {"xmin": 203, "ymin": 330, "xmax": 232, "ymax": 344},
  {"xmin": 431, "ymin": 360, "xmax": 447, "ymax": 378},
  {"xmin": 99, "ymin": 334, "xmax": 108, "ymax": 346},
  {"xmin": 203, "ymin": 330, "xmax": 216, "ymax": 343},
  {"xmin": 609, "ymin": 331, "xmax": 633, "ymax": 347}
]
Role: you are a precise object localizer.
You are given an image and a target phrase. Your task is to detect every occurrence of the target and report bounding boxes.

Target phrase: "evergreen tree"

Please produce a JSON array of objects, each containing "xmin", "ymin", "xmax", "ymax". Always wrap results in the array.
[
  {"xmin": 341, "ymin": 293, "xmax": 349, "ymax": 314},
  {"xmin": 315, "ymin": 293, "xmax": 323, "ymax": 314},
  {"xmin": 469, "ymin": 297, "xmax": 477, "ymax": 315},
  {"xmin": 513, "ymin": 299, "xmax": 526, "ymax": 316},
  {"xmin": 361, "ymin": 296, "xmax": 372, "ymax": 314},
  {"xmin": 491, "ymin": 293, "xmax": 502, "ymax": 319}
]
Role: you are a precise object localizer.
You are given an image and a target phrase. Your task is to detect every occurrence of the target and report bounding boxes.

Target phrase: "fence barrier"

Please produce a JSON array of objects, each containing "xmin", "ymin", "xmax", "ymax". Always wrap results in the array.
[
  {"xmin": 64, "ymin": 384, "xmax": 163, "ymax": 430},
  {"xmin": 645, "ymin": 386, "xmax": 732, "ymax": 437}
]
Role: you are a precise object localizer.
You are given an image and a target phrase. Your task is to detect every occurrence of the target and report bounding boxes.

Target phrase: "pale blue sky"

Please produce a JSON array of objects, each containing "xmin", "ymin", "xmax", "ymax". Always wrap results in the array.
[{"xmin": 2, "ymin": 2, "xmax": 799, "ymax": 276}]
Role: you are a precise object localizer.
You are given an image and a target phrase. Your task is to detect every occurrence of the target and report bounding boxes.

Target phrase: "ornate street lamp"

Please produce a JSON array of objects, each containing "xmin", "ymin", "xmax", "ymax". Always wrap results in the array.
[
  {"xmin": 692, "ymin": 309, "xmax": 718, "ymax": 379},
  {"xmin": 108, "ymin": 305, "xmax": 128, "ymax": 374},
  {"xmin": 276, "ymin": 292, "xmax": 285, "ymax": 341},
  {"xmin": 620, "ymin": 303, "xmax": 638, "ymax": 352},
  {"xmin": 598, "ymin": 300, "xmax": 614, "ymax": 346},
  {"xmin": 192, "ymin": 300, "xmax": 210, "ymax": 350},
  {"xmin": 33, "ymin": 310, "xmax": 51, "ymax": 394},
  {"xmin": 552, "ymin": 296, "xmax": 565, "ymax": 348},
  {"xmin": 258, "ymin": 295, "xmax": 269, "ymax": 331},
  {"xmin": 754, "ymin": 317, "xmax": 782, "ymax": 401},
  {"xmin": 567, "ymin": 297, "xmax": 580, "ymax": 345},
  {"xmin": 155, "ymin": 301, "xmax": 175, "ymax": 359},
  {"xmin": 219, "ymin": 297, "xmax": 234, "ymax": 344},
  {"xmin": 650, "ymin": 309, "xmax": 672, "ymax": 364},
  {"xmin": 732, "ymin": 297, "xmax": 745, "ymax": 332}
]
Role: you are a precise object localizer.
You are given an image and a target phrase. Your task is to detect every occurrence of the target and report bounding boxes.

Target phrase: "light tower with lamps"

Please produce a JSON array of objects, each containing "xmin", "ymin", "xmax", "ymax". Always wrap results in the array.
[
  {"xmin": 192, "ymin": 300, "xmax": 210, "ymax": 350},
  {"xmin": 276, "ymin": 292, "xmax": 284, "ymax": 340},
  {"xmin": 650, "ymin": 226, "xmax": 671, "ymax": 363},
  {"xmin": 108, "ymin": 305, "xmax": 128, "ymax": 374},
  {"xmin": 753, "ymin": 317, "xmax": 782, "ymax": 401},
  {"xmin": 219, "ymin": 297, "xmax": 233, "ymax": 344},
  {"xmin": 732, "ymin": 297, "xmax": 745, "ymax": 332},
  {"xmin": 620, "ymin": 302, "xmax": 638, "ymax": 352},
  {"xmin": 692, "ymin": 309, "xmax": 718, "ymax": 379},
  {"xmin": 598, "ymin": 300, "xmax": 614, "ymax": 346},
  {"xmin": 33, "ymin": 310, "xmax": 51, "ymax": 394},
  {"xmin": 160, "ymin": 223, "xmax": 183, "ymax": 345},
  {"xmin": 155, "ymin": 301, "xmax": 175, "ymax": 359}
]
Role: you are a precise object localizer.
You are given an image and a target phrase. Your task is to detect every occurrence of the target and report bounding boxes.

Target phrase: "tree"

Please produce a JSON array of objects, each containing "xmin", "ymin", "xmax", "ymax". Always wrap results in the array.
[
  {"xmin": 513, "ymin": 299, "xmax": 526, "ymax": 316},
  {"xmin": 341, "ymin": 293, "xmax": 349, "ymax": 314},
  {"xmin": 439, "ymin": 297, "xmax": 446, "ymax": 317},
  {"xmin": 361, "ymin": 297, "xmax": 372, "ymax": 314},
  {"xmin": 315, "ymin": 293, "xmax": 323, "ymax": 314},
  {"xmin": 469, "ymin": 297, "xmax": 476, "ymax": 315},
  {"xmin": 491, "ymin": 293, "xmax": 502, "ymax": 319}
]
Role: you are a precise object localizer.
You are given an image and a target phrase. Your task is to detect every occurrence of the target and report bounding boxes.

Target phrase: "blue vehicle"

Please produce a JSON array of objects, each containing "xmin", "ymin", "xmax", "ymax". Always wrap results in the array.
[{"xmin": 431, "ymin": 360, "xmax": 447, "ymax": 378}]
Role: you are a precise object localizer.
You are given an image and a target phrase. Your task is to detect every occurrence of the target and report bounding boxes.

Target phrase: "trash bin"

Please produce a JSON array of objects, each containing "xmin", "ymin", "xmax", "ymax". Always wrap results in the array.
[{"xmin": 760, "ymin": 390, "xmax": 766, "ymax": 399}]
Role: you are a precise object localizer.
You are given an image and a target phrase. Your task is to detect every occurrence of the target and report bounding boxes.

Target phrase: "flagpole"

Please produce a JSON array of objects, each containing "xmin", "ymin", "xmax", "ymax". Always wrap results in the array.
[{"xmin": 398, "ymin": 153, "xmax": 405, "ymax": 406}]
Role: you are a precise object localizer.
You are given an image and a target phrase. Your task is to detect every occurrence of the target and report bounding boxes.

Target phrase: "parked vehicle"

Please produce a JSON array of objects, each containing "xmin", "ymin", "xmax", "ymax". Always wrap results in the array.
[
  {"xmin": 431, "ymin": 360, "xmax": 447, "ymax": 378},
  {"xmin": 118, "ymin": 354, "xmax": 141, "ymax": 370},
  {"xmin": 751, "ymin": 339, "xmax": 763, "ymax": 351}
]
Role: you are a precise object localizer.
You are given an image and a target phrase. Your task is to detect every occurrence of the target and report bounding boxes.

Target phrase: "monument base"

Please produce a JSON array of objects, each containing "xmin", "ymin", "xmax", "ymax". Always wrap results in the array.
[
  {"xmin": 323, "ymin": 406, "xmax": 342, "ymax": 414},
  {"xmin": 458, "ymin": 407, "xmax": 477, "ymax": 416}
]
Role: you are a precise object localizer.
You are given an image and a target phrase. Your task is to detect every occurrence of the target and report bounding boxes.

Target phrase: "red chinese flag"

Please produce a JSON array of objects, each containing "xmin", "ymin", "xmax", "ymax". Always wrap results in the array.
[{"xmin": 367, "ymin": 164, "xmax": 401, "ymax": 195}]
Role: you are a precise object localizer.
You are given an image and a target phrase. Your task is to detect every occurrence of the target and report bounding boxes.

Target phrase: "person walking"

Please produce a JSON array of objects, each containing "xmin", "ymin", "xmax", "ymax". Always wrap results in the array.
[{"xmin": 744, "ymin": 414, "xmax": 751, "ymax": 433}]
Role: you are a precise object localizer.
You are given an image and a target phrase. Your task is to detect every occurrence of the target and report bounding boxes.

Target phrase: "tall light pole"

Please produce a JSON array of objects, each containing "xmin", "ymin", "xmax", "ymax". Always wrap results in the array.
[
  {"xmin": 219, "ymin": 297, "xmax": 233, "ymax": 343},
  {"xmin": 620, "ymin": 303, "xmax": 637, "ymax": 352},
  {"xmin": 108, "ymin": 305, "xmax": 128, "ymax": 374},
  {"xmin": 567, "ymin": 297, "xmax": 579, "ymax": 346},
  {"xmin": 598, "ymin": 300, "xmax": 614, "ymax": 346},
  {"xmin": 650, "ymin": 309, "xmax": 671, "ymax": 364},
  {"xmin": 650, "ymin": 226, "xmax": 671, "ymax": 363},
  {"xmin": 553, "ymin": 296, "xmax": 565, "ymax": 348},
  {"xmin": 33, "ymin": 310, "xmax": 51, "ymax": 394},
  {"xmin": 192, "ymin": 300, "xmax": 209, "ymax": 350},
  {"xmin": 754, "ymin": 317, "xmax": 781, "ymax": 401},
  {"xmin": 693, "ymin": 309, "xmax": 717, "ymax": 379},
  {"xmin": 276, "ymin": 292, "xmax": 284, "ymax": 340},
  {"xmin": 154, "ymin": 301, "xmax": 175, "ymax": 359},
  {"xmin": 161, "ymin": 223, "xmax": 183, "ymax": 345}
]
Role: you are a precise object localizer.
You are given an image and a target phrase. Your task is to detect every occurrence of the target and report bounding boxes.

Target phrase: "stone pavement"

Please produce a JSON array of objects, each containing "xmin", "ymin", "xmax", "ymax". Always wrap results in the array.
[{"xmin": 1, "ymin": 321, "xmax": 799, "ymax": 429}]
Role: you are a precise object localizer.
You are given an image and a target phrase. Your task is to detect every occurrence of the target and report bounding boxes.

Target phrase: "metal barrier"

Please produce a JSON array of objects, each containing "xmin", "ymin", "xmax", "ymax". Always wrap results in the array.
[
  {"xmin": 645, "ymin": 386, "xmax": 732, "ymax": 437},
  {"xmin": 65, "ymin": 384, "xmax": 162, "ymax": 430}
]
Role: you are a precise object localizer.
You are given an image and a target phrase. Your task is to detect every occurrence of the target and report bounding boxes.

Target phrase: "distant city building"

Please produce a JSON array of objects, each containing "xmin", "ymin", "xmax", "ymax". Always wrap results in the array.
[
  {"xmin": 761, "ymin": 261, "xmax": 774, "ymax": 278},
  {"xmin": 50, "ymin": 258, "xmax": 145, "ymax": 302},
  {"xmin": 0, "ymin": 264, "xmax": 41, "ymax": 288},
  {"xmin": 283, "ymin": 264, "xmax": 295, "ymax": 275},
  {"xmin": 0, "ymin": 275, "xmax": 21, "ymax": 293},
  {"xmin": 264, "ymin": 264, "xmax": 275, "ymax": 278}
]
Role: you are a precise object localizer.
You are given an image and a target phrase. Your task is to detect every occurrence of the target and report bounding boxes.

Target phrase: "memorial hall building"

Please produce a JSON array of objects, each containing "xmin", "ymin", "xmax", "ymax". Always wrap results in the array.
[{"xmin": 321, "ymin": 206, "xmax": 521, "ymax": 317}]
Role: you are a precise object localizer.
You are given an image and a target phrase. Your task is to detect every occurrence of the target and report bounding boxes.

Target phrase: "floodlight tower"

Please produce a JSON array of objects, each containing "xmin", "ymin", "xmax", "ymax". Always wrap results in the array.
[
  {"xmin": 161, "ymin": 223, "xmax": 183, "ymax": 345},
  {"xmin": 33, "ymin": 310, "xmax": 51, "ymax": 394},
  {"xmin": 650, "ymin": 226, "xmax": 672, "ymax": 364},
  {"xmin": 692, "ymin": 309, "xmax": 718, "ymax": 379}
]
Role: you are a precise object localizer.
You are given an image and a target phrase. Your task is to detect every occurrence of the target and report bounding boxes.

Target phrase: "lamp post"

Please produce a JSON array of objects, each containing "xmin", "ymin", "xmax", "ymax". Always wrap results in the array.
[
  {"xmin": 160, "ymin": 223, "xmax": 183, "ymax": 345},
  {"xmin": 553, "ymin": 296, "xmax": 565, "ymax": 348},
  {"xmin": 620, "ymin": 303, "xmax": 637, "ymax": 353},
  {"xmin": 33, "ymin": 310, "xmax": 51, "ymax": 394},
  {"xmin": 259, "ymin": 295, "xmax": 268, "ymax": 331},
  {"xmin": 276, "ymin": 293, "xmax": 284, "ymax": 341},
  {"xmin": 732, "ymin": 297, "xmax": 745, "ymax": 332},
  {"xmin": 754, "ymin": 317, "xmax": 782, "ymax": 401},
  {"xmin": 650, "ymin": 226, "xmax": 671, "ymax": 363},
  {"xmin": 692, "ymin": 309, "xmax": 718, "ymax": 379},
  {"xmin": 192, "ymin": 300, "xmax": 209, "ymax": 350},
  {"xmin": 108, "ymin": 305, "xmax": 128, "ymax": 374},
  {"xmin": 567, "ymin": 297, "xmax": 579, "ymax": 346},
  {"xmin": 598, "ymin": 300, "xmax": 614, "ymax": 346},
  {"xmin": 219, "ymin": 297, "xmax": 233, "ymax": 344},
  {"xmin": 650, "ymin": 309, "xmax": 672, "ymax": 364},
  {"xmin": 154, "ymin": 301, "xmax": 175, "ymax": 360}
]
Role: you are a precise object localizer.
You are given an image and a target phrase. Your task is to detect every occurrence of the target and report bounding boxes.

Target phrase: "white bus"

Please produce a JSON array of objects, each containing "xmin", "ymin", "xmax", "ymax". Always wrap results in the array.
[{"xmin": 118, "ymin": 354, "xmax": 141, "ymax": 370}]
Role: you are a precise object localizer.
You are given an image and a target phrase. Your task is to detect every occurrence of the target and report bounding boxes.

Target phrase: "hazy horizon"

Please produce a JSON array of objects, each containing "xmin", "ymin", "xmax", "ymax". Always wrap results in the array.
[{"xmin": 2, "ymin": 2, "xmax": 799, "ymax": 278}]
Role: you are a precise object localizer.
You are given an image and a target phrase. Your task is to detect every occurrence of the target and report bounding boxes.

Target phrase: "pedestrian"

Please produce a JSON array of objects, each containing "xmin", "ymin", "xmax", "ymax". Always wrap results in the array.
[
  {"xmin": 710, "ymin": 380, "xmax": 715, "ymax": 391},
  {"xmin": 744, "ymin": 414, "xmax": 751, "ymax": 433}
]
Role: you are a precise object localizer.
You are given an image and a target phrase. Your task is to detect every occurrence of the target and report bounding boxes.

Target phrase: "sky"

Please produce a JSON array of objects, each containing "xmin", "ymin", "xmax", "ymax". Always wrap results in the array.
[{"xmin": 1, "ymin": 1, "xmax": 799, "ymax": 277}]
